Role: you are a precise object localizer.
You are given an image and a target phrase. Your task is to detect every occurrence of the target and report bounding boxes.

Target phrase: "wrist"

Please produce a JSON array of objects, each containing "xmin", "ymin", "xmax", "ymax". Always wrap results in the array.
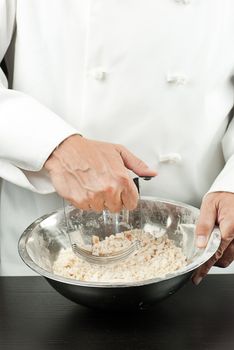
[{"xmin": 44, "ymin": 133, "xmax": 83, "ymax": 171}]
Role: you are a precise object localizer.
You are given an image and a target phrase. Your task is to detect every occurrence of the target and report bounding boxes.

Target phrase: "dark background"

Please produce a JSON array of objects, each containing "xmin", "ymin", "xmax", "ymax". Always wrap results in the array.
[{"xmin": 0, "ymin": 275, "xmax": 234, "ymax": 350}]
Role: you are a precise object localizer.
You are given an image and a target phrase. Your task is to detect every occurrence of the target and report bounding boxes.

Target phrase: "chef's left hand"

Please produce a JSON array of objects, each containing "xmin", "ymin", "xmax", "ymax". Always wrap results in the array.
[{"xmin": 192, "ymin": 192, "xmax": 234, "ymax": 285}]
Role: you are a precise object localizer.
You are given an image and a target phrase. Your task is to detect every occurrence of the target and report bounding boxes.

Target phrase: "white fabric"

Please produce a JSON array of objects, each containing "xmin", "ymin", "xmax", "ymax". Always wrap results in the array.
[{"xmin": 1, "ymin": 0, "xmax": 234, "ymax": 275}]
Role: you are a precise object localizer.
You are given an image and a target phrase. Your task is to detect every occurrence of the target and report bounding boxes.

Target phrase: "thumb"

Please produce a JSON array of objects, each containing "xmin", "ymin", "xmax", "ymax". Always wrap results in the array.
[
  {"xmin": 116, "ymin": 145, "xmax": 157, "ymax": 177},
  {"xmin": 196, "ymin": 196, "xmax": 217, "ymax": 248}
]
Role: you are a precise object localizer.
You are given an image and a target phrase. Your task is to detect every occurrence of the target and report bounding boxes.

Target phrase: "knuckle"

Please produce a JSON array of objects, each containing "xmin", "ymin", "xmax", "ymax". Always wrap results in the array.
[
  {"xmin": 103, "ymin": 185, "xmax": 115, "ymax": 194},
  {"xmin": 115, "ymin": 143, "xmax": 125, "ymax": 153},
  {"xmin": 222, "ymin": 237, "xmax": 233, "ymax": 248},
  {"xmin": 221, "ymin": 223, "xmax": 234, "ymax": 240},
  {"xmin": 116, "ymin": 143, "xmax": 125, "ymax": 150},
  {"xmin": 201, "ymin": 194, "xmax": 216, "ymax": 207},
  {"xmin": 118, "ymin": 175, "xmax": 130, "ymax": 187}
]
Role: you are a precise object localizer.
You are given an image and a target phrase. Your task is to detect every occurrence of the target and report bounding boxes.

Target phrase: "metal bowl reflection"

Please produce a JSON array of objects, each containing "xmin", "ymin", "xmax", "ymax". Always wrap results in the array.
[{"xmin": 18, "ymin": 197, "xmax": 221, "ymax": 310}]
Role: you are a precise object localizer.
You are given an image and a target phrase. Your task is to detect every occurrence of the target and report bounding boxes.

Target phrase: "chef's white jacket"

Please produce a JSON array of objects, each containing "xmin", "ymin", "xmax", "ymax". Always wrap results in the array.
[{"xmin": 1, "ymin": 0, "xmax": 234, "ymax": 275}]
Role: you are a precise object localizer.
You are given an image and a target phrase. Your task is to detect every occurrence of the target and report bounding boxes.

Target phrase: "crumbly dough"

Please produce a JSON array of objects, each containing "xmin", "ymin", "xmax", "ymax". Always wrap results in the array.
[
  {"xmin": 79, "ymin": 230, "xmax": 138, "ymax": 256},
  {"xmin": 53, "ymin": 229, "xmax": 187, "ymax": 283}
]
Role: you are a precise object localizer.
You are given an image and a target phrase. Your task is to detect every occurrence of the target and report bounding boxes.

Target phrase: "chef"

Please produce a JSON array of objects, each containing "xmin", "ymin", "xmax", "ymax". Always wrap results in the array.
[{"xmin": 1, "ymin": 0, "xmax": 234, "ymax": 282}]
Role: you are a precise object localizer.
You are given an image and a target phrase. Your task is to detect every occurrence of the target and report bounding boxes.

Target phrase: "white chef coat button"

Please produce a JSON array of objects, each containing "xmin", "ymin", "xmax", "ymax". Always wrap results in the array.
[
  {"xmin": 90, "ymin": 67, "xmax": 107, "ymax": 80},
  {"xmin": 166, "ymin": 73, "xmax": 188, "ymax": 86},
  {"xmin": 159, "ymin": 153, "xmax": 182, "ymax": 164},
  {"xmin": 175, "ymin": 0, "xmax": 191, "ymax": 5}
]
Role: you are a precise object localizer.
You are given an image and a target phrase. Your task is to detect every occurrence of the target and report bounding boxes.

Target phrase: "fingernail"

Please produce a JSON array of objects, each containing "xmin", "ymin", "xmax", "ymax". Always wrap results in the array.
[
  {"xmin": 196, "ymin": 235, "xmax": 208, "ymax": 248},
  {"xmin": 146, "ymin": 166, "xmax": 157, "ymax": 174},
  {"xmin": 193, "ymin": 277, "xmax": 203, "ymax": 286}
]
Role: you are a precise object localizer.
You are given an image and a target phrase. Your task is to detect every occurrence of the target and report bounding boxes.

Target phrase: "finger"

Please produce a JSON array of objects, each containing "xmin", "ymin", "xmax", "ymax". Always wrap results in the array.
[
  {"xmin": 116, "ymin": 145, "xmax": 157, "ymax": 177},
  {"xmin": 192, "ymin": 239, "xmax": 227, "ymax": 285},
  {"xmin": 219, "ymin": 216, "xmax": 234, "ymax": 245},
  {"xmin": 69, "ymin": 198, "xmax": 90, "ymax": 211},
  {"xmin": 105, "ymin": 169, "xmax": 139, "ymax": 211},
  {"xmin": 103, "ymin": 187, "xmax": 123, "ymax": 213},
  {"xmin": 214, "ymin": 241, "xmax": 234, "ymax": 268},
  {"xmin": 64, "ymin": 169, "xmax": 106, "ymax": 212},
  {"xmin": 192, "ymin": 264, "xmax": 210, "ymax": 286},
  {"xmin": 85, "ymin": 190, "xmax": 105, "ymax": 212},
  {"xmin": 121, "ymin": 179, "xmax": 139, "ymax": 210},
  {"xmin": 195, "ymin": 196, "xmax": 217, "ymax": 248},
  {"xmin": 192, "ymin": 219, "xmax": 234, "ymax": 285},
  {"xmin": 213, "ymin": 218, "xmax": 234, "ymax": 268},
  {"xmin": 68, "ymin": 187, "xmax": 91, "ymax": 211}
]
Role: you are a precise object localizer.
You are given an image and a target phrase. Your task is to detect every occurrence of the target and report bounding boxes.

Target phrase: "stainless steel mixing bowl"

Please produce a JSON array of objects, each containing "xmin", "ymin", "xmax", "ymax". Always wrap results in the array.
[{"xmin": 18, "ymin": 197, "xmax": 221, "ymax": 310}]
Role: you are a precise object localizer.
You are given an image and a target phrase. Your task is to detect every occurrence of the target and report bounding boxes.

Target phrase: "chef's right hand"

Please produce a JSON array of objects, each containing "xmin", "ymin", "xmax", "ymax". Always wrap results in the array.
[{"xmin": 44, "ymin": 134, "xmax": 157, "ymax": 212}]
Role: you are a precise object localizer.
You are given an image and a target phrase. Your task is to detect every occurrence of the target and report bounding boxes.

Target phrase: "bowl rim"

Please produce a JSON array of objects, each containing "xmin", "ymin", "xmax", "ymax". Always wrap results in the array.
[{"xmin": 18, "ymin": 196, "xmax": 221, "ymax": 289}]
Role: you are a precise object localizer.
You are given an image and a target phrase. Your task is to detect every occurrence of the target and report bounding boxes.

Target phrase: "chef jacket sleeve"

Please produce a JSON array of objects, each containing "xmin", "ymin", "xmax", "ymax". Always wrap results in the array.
[
  {"xmin": 0, "ymin": 0, "xmax": 78, "ymax": 193},
  {"xmin": 208, "ymin": 114, "xmax": 234, "ymax": 194}
]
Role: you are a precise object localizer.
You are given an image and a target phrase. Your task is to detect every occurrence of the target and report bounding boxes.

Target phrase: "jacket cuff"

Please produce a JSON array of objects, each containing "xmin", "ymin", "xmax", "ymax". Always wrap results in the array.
[
  {"xmin": 207, "ymin": 154, "xmax": 234, "ymax": 194},
  {"xmin": 0, "ymin": 87, "xmax": 78, "ymax": 171},
  {"xmin": 0, "ymin": 88, "xmax": 79, "ymax": 193}
]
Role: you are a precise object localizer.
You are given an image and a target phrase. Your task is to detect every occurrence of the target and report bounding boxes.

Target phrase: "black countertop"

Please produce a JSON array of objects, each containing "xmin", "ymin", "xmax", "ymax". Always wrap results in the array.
[{"xmin": 0, "ymin": 275, "xmax": 233, "ymax": 350}]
